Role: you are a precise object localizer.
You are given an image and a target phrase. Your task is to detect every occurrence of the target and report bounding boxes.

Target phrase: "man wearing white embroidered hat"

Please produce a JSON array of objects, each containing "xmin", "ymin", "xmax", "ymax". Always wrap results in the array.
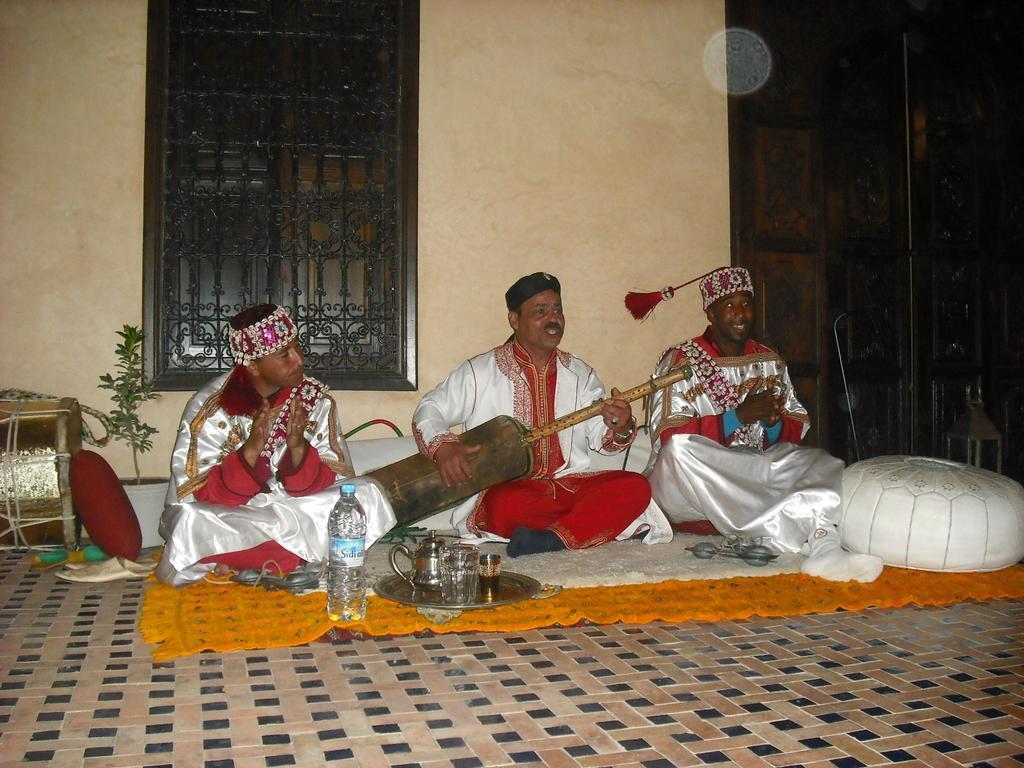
[
  {"xmin": 156, "ymin": 304, "xmax": 395, "ymax": 586},
  {"xmin": 630, "ymin": 267, "xmax": 883, "ymax": 583}
]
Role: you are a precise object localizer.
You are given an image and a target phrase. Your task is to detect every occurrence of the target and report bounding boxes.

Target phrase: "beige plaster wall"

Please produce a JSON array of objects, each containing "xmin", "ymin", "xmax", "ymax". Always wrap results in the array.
[{"xmin": 0, "ymin": 0, "xmax": 728, "ymax": 480}]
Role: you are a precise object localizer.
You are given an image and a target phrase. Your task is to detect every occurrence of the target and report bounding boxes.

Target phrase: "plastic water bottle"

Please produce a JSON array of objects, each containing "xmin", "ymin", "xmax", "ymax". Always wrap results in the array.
[{"xmin": 326, "ymin": 483, "xmax": 366, "ymax": 621}]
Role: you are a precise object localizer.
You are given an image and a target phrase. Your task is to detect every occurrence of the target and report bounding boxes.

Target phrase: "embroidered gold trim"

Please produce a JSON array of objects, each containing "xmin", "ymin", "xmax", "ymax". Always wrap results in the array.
[
  {"xmin": 717, "ymin": 349, "xmax": 783, "ymax": 367},
  {"xmin": 530, "ymin": 356, "xmax": 555, "ymax": 478},
  {"xmin": 322, "ymin": 395, "xmax": 353, "ymax": 477},
  {"xmin": 550, "ymin": 521, "xmax": 609, "ymax": 550},
  {"xmin": 465, "ymin": 492, "xmax": 489, "ymax": 536},
  {"xmin": 496, "ymin": 343, "xmax": 532, "ymax": 426},
  {"xmin": 219, "ymin": 426, "xmax": 245, "ymax": 461},
  {"xmin": 185, "ymin": 381, "xmax": 231, "ymax": 481},
  {"xmin": 177, "ymin": 470, "xmax": 211, "ymax": 501},
  {"xmin": 322, "ymin": 457, "xmax": 352, "ymax": 477},
  {"xmin": 652, "ymin": 414, "xmax": 695, "ymax": 443}
]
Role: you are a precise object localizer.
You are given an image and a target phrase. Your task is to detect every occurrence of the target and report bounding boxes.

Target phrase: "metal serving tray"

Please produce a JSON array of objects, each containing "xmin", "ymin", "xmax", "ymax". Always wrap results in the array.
[{"xmin": 374, "ymin": 571, "xmax": 545, "ymax": 610}]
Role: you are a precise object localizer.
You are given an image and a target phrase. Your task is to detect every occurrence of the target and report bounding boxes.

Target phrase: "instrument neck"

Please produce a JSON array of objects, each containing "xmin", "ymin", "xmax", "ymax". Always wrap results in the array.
[{"xmin": 522, "ymin": 365, "xmax": 691, "ymax": 445}]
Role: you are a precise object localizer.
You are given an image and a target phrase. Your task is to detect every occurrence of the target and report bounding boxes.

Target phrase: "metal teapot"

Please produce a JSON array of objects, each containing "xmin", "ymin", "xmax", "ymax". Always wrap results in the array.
[{"xmin": 389, "ymin": 530, "xmax": 447, "ymax": 591}]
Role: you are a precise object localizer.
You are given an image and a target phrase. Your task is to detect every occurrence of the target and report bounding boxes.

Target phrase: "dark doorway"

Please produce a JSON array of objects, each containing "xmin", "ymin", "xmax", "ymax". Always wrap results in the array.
[{"xmin": 727, "ymin": 1, "xmax": 1024, "ymax": 479}]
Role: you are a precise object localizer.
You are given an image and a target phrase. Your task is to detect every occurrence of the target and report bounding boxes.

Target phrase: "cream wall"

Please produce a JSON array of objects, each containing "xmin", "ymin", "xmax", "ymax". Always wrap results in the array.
[{"xmin": 0, "ymin": 0, "xmax": 728, "ymax": 480}]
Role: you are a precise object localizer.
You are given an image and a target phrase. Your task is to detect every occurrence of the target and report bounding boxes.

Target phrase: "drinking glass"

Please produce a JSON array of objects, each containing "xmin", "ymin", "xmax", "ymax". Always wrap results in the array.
[
  {"xmin": 478, "ymin": 553, "xmax": 502, "ymax": 600},
  {"xmin": 439, "ymin": 543, "xmax": 480, "ymax": 604}
]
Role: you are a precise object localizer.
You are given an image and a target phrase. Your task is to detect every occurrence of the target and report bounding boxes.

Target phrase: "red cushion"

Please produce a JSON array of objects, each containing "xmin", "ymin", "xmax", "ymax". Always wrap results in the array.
[{"xmin": 69, "ymin": 450, "xmax": 142, "ymax": 560}]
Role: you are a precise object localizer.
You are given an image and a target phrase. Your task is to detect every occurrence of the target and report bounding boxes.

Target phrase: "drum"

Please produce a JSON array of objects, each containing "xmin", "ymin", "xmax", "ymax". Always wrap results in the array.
[
  {"xmin": 1, "ymin": 398, "xmax": 81, "ymax": 548},
  {"xmin": 367, "ymin": 415, "xmax": 533, "ymax": 527}
]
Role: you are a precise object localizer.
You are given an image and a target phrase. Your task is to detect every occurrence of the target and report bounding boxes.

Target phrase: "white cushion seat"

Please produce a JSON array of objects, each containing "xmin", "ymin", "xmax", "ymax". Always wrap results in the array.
[
  {"xmin": 840, "ymin": 455, "xmax": 1024, "ymax": 572},
  {"xmin": 348, "ymin": 436, "xmax": 419, "ymax": 475}
]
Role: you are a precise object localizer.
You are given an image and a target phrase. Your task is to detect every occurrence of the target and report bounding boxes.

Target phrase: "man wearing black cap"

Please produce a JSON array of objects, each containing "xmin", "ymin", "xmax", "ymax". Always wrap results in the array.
[{"xmin": 412, "ymin": 272, "xmax": 671, "ymax": 557}]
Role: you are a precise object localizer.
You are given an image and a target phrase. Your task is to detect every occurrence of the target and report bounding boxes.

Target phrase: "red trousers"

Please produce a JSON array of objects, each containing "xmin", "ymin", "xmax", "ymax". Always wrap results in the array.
[{"xmin": 476, "ymin": 470, "xmax": 651, "ymax": 549}]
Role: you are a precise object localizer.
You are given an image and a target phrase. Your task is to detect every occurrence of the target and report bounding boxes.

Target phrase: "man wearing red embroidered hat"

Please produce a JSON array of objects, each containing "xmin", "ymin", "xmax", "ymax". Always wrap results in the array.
[
  {"xmin": 640, "ymin": 267, "xmax": 883, "ymax": 583},
  {"xmin": 156, "ymin": 304, "xmax": 395, "ymax": 586}
]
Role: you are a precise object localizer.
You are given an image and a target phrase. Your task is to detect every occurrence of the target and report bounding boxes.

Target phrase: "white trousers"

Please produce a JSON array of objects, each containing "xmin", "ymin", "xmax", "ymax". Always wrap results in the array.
[
  {"xmin": 648, "ymin": 434, "xmax": 844, "ymax": 553},
  {"xmin": 156, "ymin": 477, "xmax": 396, "ymax": 586}
]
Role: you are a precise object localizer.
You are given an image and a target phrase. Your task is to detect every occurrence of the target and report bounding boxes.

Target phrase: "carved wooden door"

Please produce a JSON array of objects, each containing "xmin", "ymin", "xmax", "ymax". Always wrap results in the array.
[
  {"xmin": 727, "ymin": 0, "xmax": 1023, "ymax": 480},
  {"xmin": 823, "ymin": 38, "xmax": 910, "ymax": 465},
  {"xmin": 824, "ymin": 34, "xmax": 1017, "ymax": 475}
]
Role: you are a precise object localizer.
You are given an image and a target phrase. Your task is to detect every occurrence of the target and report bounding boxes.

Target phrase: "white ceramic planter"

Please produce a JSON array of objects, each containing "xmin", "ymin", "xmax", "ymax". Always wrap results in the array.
[{"xmin": 123, "ymin": 479, "xmax": 169, "ymax": 548}]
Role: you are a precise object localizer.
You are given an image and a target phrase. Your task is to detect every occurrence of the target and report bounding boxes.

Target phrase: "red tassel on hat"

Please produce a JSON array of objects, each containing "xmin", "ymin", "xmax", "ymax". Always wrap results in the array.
[
  {"xmin": 624, "ymin": 286, "xmax": 676, "ymax": 321},
  {"xmin": 624, "ymin": 270, "xmax": 717, "ymax": 321}
]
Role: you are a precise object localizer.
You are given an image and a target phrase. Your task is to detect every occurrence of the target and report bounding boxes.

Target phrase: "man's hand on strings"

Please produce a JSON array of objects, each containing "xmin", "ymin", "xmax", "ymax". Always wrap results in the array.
[
  {"xmin": 601, "ymin": 388, "xmax": 634, "ymax": 436},
  {"xmin": 433, "ymin": 440, "xmax": 482, "ymax": 487}
]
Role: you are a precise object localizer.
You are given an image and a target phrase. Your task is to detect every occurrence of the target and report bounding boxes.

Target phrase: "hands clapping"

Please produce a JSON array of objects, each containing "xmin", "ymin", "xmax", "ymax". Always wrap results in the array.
[
  {"xmin": 241, "ymin": 397, "xmax": 308, "ymax": 467},
  {"xmin": 736, "ymin": 388, "xmax": 785, "ymax": 427},
  {"xmin": 284, "ymin": 397, "xmax": 309, "ymax": 467}
]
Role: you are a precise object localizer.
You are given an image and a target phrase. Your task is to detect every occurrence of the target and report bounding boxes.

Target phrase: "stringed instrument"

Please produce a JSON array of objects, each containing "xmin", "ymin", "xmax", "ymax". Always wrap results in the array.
[{"xmin": 367, "ymin": 364, "xmax": 692, "ymax": 526}]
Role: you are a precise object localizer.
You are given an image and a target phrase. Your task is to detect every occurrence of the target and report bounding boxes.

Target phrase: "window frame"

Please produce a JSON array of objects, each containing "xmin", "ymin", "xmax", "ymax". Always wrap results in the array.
[{"xmin": 141, "ymin": 0, "xmax": 419, "ymax": 391}]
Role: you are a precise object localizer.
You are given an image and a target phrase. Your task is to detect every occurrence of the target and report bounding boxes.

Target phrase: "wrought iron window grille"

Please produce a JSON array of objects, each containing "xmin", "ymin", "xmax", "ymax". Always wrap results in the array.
[{"xmin": 142, "ymin": 0, "xmax": 419, "ymax": 391}]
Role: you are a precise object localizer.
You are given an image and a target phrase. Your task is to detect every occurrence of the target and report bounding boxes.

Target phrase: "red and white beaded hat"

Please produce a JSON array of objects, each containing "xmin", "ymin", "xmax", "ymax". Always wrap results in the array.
[
  {"xmin": 624, "ymin": 266, "xmax": 754, "ymax": 320},
  {"xmin": 228, "ymin": 305, "xmax": 298, "ymax": 365},
  {"xmin": 698, "ymin": 267, "xmax": 754, "ymax": 310}
]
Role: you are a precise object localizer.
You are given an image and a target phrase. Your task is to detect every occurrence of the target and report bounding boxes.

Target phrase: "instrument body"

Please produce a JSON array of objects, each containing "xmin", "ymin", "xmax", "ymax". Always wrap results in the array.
[
  {"xmin": 367, "ymin": 365, "xmax": 692, "ymax": 527},
  {"xmin": 368, "ymin": 415, "xmax": 532, "ymax": 527}
]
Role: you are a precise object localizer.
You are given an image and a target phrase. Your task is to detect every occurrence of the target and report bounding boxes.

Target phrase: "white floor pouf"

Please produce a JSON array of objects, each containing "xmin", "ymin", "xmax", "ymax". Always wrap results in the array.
[{"xmin": 840, "ymin": 455, "xmax": 1024, "ymax": 572}]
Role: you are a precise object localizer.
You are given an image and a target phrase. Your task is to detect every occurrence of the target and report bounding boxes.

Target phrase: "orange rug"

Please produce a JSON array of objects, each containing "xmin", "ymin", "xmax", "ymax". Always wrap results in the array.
[{"xmin": 139, "ymin": 566, "xmax": 1024, "ymax": 662}]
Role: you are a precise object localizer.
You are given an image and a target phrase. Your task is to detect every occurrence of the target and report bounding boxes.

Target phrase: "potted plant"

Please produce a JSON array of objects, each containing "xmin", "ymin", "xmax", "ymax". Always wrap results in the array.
[{"xmin": 98, "ymin": 325, "xmax": 167, "ymax": 546}]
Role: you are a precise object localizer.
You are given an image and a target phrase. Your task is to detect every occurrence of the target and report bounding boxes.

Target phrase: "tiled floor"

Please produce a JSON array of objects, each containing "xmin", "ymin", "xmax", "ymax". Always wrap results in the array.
[{"xmin": 1, "ymin": 550, "xmax": 1022, "ymax": 768}]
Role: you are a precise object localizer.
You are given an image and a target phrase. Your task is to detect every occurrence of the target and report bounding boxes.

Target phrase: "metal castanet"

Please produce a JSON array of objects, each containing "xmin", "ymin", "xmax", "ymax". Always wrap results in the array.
[{"xmin": 367, "ymin": 364, "xmax": 692, "ymax": 527}]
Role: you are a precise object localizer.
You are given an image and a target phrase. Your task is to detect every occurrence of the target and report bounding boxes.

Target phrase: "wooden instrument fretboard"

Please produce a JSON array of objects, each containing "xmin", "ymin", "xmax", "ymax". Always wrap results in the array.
[{"xmin": 523, "ymin": 364, "xmax": 693, "ymax": 445}]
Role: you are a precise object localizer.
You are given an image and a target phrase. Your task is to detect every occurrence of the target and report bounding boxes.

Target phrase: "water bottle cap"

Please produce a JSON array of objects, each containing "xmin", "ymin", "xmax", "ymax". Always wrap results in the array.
[{"xmin": 341, "ymin": 483, "xmax": 356, "ymax": 494}]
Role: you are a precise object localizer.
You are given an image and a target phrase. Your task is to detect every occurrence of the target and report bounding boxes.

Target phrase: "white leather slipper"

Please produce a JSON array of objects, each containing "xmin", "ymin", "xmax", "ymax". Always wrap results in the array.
[{"xmin": 56, "ymin": 557, "xmax": 156, "ymax": 582}]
